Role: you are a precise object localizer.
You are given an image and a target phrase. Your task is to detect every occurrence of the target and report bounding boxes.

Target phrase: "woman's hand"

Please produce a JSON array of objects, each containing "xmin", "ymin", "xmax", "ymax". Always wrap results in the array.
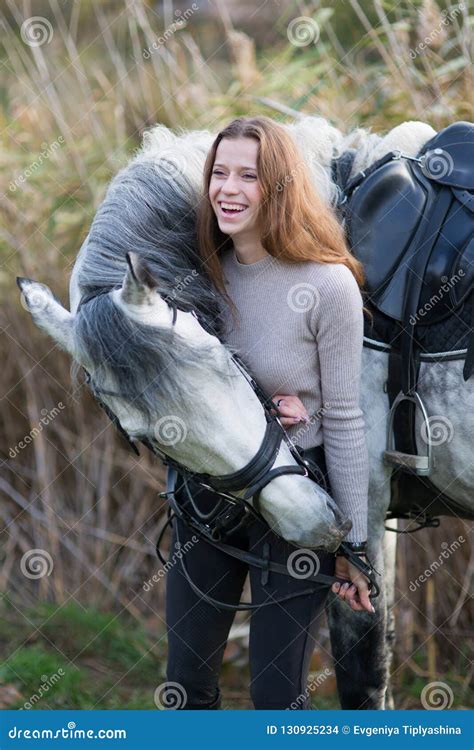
[
  {"xmin": 331, "ymin": 555, "xmax": 375, "ymax": 613},
  {"xmin": 272, "ymin": 394, "xmax": 310, "ymax": 427}
]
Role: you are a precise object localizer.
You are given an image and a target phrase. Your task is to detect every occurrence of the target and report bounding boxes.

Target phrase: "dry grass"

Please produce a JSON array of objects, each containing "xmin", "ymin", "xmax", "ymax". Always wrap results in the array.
[{"xmin": 1, "ymin": 0, "xmax": 472, "ymax": 704}]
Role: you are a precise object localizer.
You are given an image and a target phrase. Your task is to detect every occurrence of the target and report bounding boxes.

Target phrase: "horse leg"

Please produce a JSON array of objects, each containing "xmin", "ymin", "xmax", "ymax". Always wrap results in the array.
[
  {"xmin": 326, "ymin": 347, "xmax": 395, "ymax": 709},
  {"xmin": 326, "ymin": 509, "xmax": 391, "ymax": 710},
  {"xmin": 382, "ymin": 521, "xmax": 398, "ymax": 709}
]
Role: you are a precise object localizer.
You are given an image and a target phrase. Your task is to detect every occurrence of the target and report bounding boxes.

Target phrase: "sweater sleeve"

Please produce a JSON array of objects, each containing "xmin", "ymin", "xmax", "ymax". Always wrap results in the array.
[{"xmin": 310, "ymin": 265, "xmax": 369, "ymax": 541}]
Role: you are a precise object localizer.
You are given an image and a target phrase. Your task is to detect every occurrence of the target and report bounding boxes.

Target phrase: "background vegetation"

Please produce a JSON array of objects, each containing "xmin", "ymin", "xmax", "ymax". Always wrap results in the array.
[{"xmin": 0, "ymin": 0, "xmax": 472, "ymax": 709}]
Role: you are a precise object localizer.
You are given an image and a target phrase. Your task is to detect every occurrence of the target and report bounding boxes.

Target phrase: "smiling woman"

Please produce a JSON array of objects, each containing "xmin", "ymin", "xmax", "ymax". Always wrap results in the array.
[
  {"xmin": 197, "ymin": 116, "xmax": 364, "ymax": 284},
  {"xmin": 165, "ymin": 116, "xmax": 374, "ymax": 711},
  {"xmin": 209, "ymin": 138, "xmax": 263, "ymax": 256}
]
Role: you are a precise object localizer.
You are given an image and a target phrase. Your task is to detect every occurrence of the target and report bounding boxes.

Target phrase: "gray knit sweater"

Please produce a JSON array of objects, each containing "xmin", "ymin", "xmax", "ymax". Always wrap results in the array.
[{"xmin": 220, "ymin": 248, "xmax": 369, "ymax": 541}]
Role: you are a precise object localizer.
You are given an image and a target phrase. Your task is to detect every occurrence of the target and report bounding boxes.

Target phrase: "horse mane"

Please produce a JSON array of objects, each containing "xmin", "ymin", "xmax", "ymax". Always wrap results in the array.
[
  {"xmin": 75, "ymin": 156, "xmax": 224, "ymax": 338},
  {"xmin": 73, "ymin": 293, "xmax": 232, "ymax": 425}
]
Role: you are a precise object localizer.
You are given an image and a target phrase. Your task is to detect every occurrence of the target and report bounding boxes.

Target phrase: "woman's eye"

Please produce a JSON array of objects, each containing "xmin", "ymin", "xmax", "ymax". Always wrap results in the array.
[{"xmin": 211, "ymin": 170, "xmax": 256, "ymax": 179}]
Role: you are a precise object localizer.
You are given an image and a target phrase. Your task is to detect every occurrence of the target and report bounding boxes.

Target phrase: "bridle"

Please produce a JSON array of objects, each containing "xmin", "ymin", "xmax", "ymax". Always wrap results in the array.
[{"xmin": 79, "ymin": 292, "xmax": 380, "ymax": 609}]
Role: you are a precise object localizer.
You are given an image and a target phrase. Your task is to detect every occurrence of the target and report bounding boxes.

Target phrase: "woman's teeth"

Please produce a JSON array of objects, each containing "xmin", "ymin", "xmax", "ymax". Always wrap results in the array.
[{"xmin": 220, "ymin": 202, "xmax": 248, "ymax": 215}]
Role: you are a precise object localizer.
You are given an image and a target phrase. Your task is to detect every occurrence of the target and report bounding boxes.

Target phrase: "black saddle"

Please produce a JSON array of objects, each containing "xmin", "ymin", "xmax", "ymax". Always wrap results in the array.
[
  {"xmin": 343, "ymin": 121, "xmax": 474, "ymax": 390},
  {"xmin": 332, "ymin": 122, "xmax": 474, "ymax": 481}
]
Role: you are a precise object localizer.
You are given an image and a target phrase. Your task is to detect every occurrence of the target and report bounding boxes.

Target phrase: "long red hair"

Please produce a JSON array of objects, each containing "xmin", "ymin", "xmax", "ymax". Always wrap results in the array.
[{"xmin": 197, "ymin": 116, "xmax": 365, "ymax": 303}]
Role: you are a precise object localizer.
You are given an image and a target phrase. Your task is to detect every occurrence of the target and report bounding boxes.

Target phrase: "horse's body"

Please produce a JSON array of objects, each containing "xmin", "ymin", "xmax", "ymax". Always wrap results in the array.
[{"xmin": 20, "ymin": 116, "xmax": 473, "ymax": 709}]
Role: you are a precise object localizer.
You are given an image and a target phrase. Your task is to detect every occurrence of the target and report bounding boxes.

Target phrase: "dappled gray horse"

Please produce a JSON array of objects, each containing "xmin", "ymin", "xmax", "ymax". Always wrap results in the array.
[{"xmin": 20, "ymin": 116, "xmax": 473, "ymax": 709}]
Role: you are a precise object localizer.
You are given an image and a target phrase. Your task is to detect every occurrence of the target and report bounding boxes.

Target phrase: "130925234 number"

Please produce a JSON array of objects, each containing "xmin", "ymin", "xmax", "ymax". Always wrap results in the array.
[{"xmin": 278, "ymin": 725, "xmax": 340, "ymax": 734}]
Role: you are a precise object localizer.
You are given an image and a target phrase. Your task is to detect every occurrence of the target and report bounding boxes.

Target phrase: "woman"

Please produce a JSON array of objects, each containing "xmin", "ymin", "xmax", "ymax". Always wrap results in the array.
[{"xmin": 165, "ymin": 116, "xmax": 373, "ymax": 710}]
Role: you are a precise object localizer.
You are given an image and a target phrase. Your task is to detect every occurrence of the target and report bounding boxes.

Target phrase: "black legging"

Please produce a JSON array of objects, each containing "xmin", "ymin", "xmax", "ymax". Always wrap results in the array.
[{"xmin": 165, "ymin": 445, "xmax": 335, "ymax": 710}]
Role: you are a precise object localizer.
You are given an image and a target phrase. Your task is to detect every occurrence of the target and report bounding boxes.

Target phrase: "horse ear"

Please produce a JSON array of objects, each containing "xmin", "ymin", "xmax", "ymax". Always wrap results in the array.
[
  {"xmin": 122, "ymin": 252, "xmax": 159, "ymax": 305},
  {"xmin": 16, "ymin": 277, "xmax": 76, "ymax": 356}
]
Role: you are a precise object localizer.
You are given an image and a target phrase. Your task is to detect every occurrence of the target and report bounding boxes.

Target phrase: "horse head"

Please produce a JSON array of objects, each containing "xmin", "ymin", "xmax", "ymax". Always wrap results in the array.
[{"xmin": 17, "ymin": 252, "xmax": 350, "ymax": 551}]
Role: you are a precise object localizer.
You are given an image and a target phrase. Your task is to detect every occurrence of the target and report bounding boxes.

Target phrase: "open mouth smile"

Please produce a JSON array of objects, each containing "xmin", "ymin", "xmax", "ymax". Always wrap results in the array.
[{"xmin": 218, "ymin": 201, "xmax": 249, "ymax": 217}]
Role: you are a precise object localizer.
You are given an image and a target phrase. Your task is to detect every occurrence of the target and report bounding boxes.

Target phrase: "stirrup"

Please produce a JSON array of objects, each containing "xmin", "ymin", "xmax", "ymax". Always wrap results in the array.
[{"xmin": 383, "ymin": 391, "xmax": 432, "ymax": 476}]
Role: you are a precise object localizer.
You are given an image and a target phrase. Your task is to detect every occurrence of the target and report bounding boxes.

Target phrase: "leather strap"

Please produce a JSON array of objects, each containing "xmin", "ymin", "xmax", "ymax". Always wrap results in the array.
[
  {"xmin": 344, "ymin": 151, "xmax": 402, "ymax": 198},
  {"xmin": 400, "ymin": 185, "xmax": 453, "ymax": 393},
  {"xmin": 463, "ymin": 291, "xmax": 474, "ymax": 381},
  {"xmin": 163, "ymin": 461, "xmax": 381, "ymax": 610},
  {"xmin": 196, "ymin": 418, "xmax": 288, "ymax": 493}
]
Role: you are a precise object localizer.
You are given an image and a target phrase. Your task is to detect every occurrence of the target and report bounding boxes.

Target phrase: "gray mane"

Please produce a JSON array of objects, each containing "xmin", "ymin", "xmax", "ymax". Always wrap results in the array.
[
  {"xmin": 76, "ymin": 159, "xmax": 225, "ymax": 338},
  {"xmin": 71, "ymin": 152, "xmax": 235, "ymax": 423},
  {"xmin": 73, "ymin": 293, "xmax": 231, "ymax": 425}
]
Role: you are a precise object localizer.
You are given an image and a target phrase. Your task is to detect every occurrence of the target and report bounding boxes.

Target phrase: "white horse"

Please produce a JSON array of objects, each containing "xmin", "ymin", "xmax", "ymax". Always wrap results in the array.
[
  {"xmin": 17, "ymin": 254, "xmax": 350, "ymax": 553},
  {"xmin": 18, "ymin": 115, "xmax": 474, "ymax": 709}
]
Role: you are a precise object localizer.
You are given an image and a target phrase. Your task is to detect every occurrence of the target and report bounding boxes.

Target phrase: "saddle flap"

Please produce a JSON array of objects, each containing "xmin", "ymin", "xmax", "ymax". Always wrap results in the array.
[
  {"xmin": 416, "ymin": 198, "xmax": 474, "ymax": 323},
  {"xmin": 450, "ymin": 236, "xmax": 474, "ymax": 308},
  {"xmin": 419, "ymin": 121, "xmax": 474, "ymax": 190},
  {"xmin": 346, "ymin": 160, "xmax": 430, "ymax": 320}
]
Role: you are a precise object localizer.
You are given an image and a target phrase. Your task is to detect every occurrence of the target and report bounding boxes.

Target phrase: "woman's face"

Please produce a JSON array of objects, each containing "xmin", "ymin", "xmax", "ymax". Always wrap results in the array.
[{"xmin": 209, "ymin": 137, "xmax": 262, "ymax": 239}]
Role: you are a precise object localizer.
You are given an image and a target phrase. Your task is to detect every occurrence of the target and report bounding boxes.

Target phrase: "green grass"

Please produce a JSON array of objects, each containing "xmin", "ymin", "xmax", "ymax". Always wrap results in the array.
[
  {"xmin": 0, "ymin": 598, "xmax": 165, "ymax": 709},
  {"xmin": 1, "ymin": 597, "xmax": 472, "ymax": 710}
]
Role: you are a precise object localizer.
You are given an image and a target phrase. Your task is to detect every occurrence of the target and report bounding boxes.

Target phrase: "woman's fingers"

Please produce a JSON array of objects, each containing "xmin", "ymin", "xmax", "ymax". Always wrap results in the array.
[
  {"xmin": 355, "ymin": 580, "xmax": 375, "ymax": 613},
  {"xmin": 273, "ymin": 395, "xmax": 309, "ymax": 423},
  {"xmin": 348, "ymin": 597, "xmax": 366, "ymax": 612},
  {"xmin": 348, "ymin": 563, "xmax": 376, "ymax": 613},
  {"xmin": 332, "ymin": 580, "xmax": 351, "ymax": 599},
  {"xmin": 332, "ymin": 577, "xmax": 375, "ymax": 614},
  {"xmin": 279, "ymin": 416, "xmax": 308, "ymax": 426}
]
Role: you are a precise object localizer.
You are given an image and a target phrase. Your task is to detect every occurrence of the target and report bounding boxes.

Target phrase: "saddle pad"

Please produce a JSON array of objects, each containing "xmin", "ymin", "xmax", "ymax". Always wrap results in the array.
[{"xmin": 364, "ymin": 294, "xmax": 472, "ymax": 356}]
